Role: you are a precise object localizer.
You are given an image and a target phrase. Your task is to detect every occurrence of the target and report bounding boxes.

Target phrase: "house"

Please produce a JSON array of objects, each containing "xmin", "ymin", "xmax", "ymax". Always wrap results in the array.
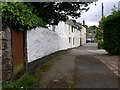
[
  {"xmin": 118, "ymin": 1, "xmax": 120, "ymax": 11},
  {"xmin": 80, "ymin": 26, "xmax": 86, "ymax": 45},
  {"xmin": 55, "ymin": 19, "xmax": 86, "ymax": 50}
]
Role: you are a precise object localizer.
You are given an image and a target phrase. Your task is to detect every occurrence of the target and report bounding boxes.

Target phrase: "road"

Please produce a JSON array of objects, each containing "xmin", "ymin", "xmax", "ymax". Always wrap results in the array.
[
  {"xmin": 71, "ymin": 43, "xmax": 118, "ymax": 88},
  {"xmin": 34, "ymin": 43, "xmax": 119, "ymax": 88}
]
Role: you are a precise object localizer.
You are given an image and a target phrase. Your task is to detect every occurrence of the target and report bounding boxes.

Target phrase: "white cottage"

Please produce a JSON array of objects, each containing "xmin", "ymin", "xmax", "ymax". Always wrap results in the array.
[
  {"xmin": 55, "ymin": 19, "xmax": 86, "ymax": 50},
  {"xmin": 118, "ymin": 1, "xmax": 120, "ymax": 11},
  {"xmin": 80, "ymin": 26, "xmax": 86, "ymax": 45}
]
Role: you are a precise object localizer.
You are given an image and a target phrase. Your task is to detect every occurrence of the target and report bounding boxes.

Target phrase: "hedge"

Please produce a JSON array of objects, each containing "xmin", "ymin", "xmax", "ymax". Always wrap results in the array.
[{"xmin": 103, "ymin": 11, "xmax": 120, "ymax": 55}]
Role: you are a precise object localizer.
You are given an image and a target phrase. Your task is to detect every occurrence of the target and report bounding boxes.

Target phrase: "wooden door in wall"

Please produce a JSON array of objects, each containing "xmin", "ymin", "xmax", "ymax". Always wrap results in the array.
[{"xmin": 11, "ymin": 29, "xmax": 25, "ymax": 74}]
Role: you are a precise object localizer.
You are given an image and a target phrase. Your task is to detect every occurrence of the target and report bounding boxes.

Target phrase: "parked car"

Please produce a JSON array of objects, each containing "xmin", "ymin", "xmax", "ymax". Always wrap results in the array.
[{"xmin": 86, "ymin": 37, "xmax": 94, "ymax": 43}]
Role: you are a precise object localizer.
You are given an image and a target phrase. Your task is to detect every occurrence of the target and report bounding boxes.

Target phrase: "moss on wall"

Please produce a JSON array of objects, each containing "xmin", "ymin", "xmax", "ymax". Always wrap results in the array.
[{"xmin": 13, "ymin": 63, "xmax": 24, "ymax": 75}]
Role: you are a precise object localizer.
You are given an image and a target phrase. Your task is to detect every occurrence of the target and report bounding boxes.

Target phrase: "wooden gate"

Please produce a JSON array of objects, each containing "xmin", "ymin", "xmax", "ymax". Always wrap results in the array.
[{"xmin": 11, "ymin": 29, "xmax": 25, "ymax": 74}]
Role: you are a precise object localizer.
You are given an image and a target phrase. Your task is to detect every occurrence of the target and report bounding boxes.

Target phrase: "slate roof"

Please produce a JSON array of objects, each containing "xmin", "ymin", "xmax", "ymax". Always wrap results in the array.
[{"xmin": 66, "ymin": 19, "xmax": 82, "ymax": 30}]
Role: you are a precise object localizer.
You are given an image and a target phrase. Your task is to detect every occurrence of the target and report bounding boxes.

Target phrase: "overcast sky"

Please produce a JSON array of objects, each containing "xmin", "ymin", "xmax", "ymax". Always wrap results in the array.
[{"xmin": 75, "ymin": 0, "xmax": 120, "ymax": 26}]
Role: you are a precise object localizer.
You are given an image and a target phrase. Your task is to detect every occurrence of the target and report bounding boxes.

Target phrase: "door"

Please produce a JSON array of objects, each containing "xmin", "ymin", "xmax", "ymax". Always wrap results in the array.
[{"xmin": 11, "ymin": 29, "xmax": 25, "ymax": 74}]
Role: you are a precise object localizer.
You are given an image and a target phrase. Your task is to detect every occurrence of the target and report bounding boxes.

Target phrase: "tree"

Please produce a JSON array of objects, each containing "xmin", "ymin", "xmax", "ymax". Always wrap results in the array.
[
  {"xmin": 95, "ymin": 16, "xmax": 107, "ymax": 40},
  {"xmin": 111, "ymin": 4, "xmax": 118, "ymax": 15},
  {"xmin": 89, "ymin": 25, "xmax": 97, "ymax": 30},
  {"xmin": 88, "ymin": 25, "xmax": 97, "ymax": 33},
  {"xmin": 2, "ymin": 2, "xmax": 96, "ymax": 31},
  {"xmin": 86, "ymin": 25, "xmax": 97, "ymax": 36},
  {"xmin": 27, "ymin": 2, "xmax": 91, "ymax": 25},
  {"xmin": 95, "ymin": 16, "xmax": 106, "ymax": 49}
]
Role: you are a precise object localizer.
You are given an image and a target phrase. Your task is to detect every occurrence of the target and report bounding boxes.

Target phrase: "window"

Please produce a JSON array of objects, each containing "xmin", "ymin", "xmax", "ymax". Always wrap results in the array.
[
  {"xmin": 69, "ymin": 25, "xmax": 71, "ymax": 34},
  {"xmin": 72, "ymin": 26, "xmax": 74, "ymax": 33},
  {"xmin": 69, "ymin": 37, "xmax": 71, "ymax": 43},
  {"xmin": 73, "ymin": 37, "xmax": 74, "ymax": 45}
]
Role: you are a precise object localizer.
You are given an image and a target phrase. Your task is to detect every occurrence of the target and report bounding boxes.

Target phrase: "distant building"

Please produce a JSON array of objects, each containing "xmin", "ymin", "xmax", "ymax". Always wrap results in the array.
[
  {"xmin": 55, "ymin": 19, "xmax": 86, "ymax": 50},
  {"xmin": 118, "ymin": 1, "xmax": 120, "ymax": 11},
  {"xmin": 80, "ymin": 26, "xmax": 86, "ymax": 45}
]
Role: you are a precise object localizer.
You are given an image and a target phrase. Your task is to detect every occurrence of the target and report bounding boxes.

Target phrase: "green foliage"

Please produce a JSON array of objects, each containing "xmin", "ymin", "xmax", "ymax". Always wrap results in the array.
[
  {"xmin": 103, "ymin": 11, "xmax": 120, "ymax": 55},
  {"xmin": 111, "ymin": 4, "xmax": 118, "ymax": 15},
  {"xmin": 2, "ymin": 2, "xmax": 94, "ymax": 30},
  {"xmin": 2, "ymin": 2, "xmax": 45, "ymax": 31},
  {"xmin": 29, "ymin": 2, "xmax": 91, "ymax": 25},
  {"xmin": 3, "ymin": 73, "xmax": 37, "ymax": 90},
  {"xmin": 95, "ymin": 26, "xmax": 103, "ymax": 41},
  {"xmin": 89, "ymin": 25, "xmax": 97, "ymax": 31},
  {"xmin": 95, "ymin": 16, "xmax": 106, "ymax": 42},
  {"xmin": 87, "ymin": 25, "xmax": 97, "ymax": 37},
  {"xmin": 98, "ymin": 39, "xmax": 104, "ymax": 49},
  {"xmin": 3, "ymin": 81, "xmax": 16, "ymax": 89},
  {"xmin": 16, "ymin": 73, "xmax": 37, "ymax": 88}
]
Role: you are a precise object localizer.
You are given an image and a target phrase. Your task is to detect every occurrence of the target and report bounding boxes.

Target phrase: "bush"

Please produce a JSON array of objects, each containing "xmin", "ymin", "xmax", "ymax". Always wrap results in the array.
[
  {"xmin": 98, "ymin": 40, "xmax": 104, "ymax": 49},
  {"xmin": 3, "ymin": 73, "xmax": 37, "ymax": 90},
  {"xmin": 103, "ymin": 11, "xmax": 120, "ymax": 55}
]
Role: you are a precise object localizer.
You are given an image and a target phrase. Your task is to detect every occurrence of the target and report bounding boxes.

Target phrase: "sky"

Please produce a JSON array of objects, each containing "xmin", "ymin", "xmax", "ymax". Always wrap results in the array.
[{"xmin": 74, "ymin": 0, "xmax": 120, "ymax": 26}]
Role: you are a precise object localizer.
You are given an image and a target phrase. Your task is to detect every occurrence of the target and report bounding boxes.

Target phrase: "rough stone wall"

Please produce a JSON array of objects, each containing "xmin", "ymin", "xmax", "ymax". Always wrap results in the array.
[
  {"xmin": 0, "ymin": 29, "xmax": 2, "ymax": 88},
  {"xmin": 2, "ymin": 28, "xmax": 12, "ymax": 82}
]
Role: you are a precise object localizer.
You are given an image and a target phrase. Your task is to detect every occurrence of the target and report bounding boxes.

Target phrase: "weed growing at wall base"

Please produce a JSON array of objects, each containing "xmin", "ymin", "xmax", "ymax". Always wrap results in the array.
[{"xmin": 3, "ymin": 73, "xmax": 38, "ymax": 90}]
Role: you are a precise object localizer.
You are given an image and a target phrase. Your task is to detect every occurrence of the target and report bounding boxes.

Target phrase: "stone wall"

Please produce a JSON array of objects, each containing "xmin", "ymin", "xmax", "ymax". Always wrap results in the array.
[
  {"xmin": 27, "ymin": 27, "xmax": 59, "ymax": 63},
  {"xmin": 0, "ymin": 28, "xmax": 2, "ymax": 88},
  {"xmin": 2, "ymin": 28, "xmax": 12, "ymax": 82}
]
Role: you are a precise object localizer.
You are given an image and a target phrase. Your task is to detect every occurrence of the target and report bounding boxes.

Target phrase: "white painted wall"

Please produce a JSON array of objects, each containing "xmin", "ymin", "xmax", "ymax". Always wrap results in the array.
[
  {"xmin": 81, "ymin": 26, "xmax": 86, "ymax": 45},
  {"xmin": 55, "ymin": 21, "xmax": 81, "ymax": 49},
  {"xmin": 67, "ymin": 27, "xmax": 80, "ymax": 48},
  {"xmin": 55, "ymin": 21, "xmax": 68, "ymax": 50},
  {"xmin": 27, "ymin": 21, "xmax": 86, "ymax": 63},
  {"xmin": 27, "ymin": 27, "xmax": 59, "ymax": 63}
]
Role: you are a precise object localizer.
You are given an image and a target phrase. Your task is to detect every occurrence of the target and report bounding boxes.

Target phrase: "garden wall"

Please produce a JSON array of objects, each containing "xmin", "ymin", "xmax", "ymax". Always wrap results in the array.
[
  {"xmin": 2, "ymin": 28, "xmax": 12, "ymax": 82},
  {"xmin": 0, "ymin": 29, "xmax": 2, "ymax": 87},
  {"xmin": 27, "ymin": 27, "xmax": 59, "ymax": 63}
]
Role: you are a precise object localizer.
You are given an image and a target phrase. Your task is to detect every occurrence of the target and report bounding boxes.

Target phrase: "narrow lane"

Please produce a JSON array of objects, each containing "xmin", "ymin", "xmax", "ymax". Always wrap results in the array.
[
  {"xmin": 34, "ymin": 43, "xmax": 118, "ymax": 88},
  {"xmin": 71, "ymin": 43, "xmax": 118, "ymax": 88}
]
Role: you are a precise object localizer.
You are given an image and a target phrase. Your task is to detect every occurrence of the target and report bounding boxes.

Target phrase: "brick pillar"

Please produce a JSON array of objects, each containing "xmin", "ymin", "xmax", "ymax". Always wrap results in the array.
[{"xmin": 2, "ymin": 27, "xmax": 12, "ymax": 83}]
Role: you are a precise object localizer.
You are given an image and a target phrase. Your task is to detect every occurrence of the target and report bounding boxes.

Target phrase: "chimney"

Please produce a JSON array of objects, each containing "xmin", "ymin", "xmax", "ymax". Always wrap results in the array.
[{"xmin": 52, "ymin": 25, "xmax": 55, "ymax": 31}]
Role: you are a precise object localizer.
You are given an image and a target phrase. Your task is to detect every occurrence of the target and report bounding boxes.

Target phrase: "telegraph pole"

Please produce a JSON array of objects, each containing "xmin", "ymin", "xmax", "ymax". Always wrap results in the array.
[
  {"xmin": 102, "ymin": 3, "xmax": 104, "ymax": 19},
  {"xmin": 101, "ymin": 3, "xmax": 104, "ymax": 37}
]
